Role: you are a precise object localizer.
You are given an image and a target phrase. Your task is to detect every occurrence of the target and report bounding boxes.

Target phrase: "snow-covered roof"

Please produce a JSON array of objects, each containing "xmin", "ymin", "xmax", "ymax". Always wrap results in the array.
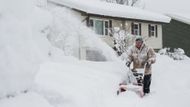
[
  {"xmin": 49, "ymin": 0, "xmax": 171, "ymax": 23},
  {"xmin": 167, "ymin": 13, "xmax": 190, "ymax": 25}
]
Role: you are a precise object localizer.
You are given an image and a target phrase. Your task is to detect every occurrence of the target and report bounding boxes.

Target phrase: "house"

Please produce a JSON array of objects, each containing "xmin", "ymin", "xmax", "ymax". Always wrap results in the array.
[
  {"xmin": 162, "ymin": 13, "xmax": 190, "ymax": 56},
  {"xmin": 47, "ymin": 0, "xmax": 170, "ymax": 56}
]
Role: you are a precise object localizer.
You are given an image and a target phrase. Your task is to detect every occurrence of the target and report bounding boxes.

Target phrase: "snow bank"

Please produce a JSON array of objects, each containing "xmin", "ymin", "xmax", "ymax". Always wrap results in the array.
[
  {"xmin": 0, "ymin": 0, "xmax": 52, "ymax": 97},
  {"xmin": 158, "ymin": 48, "xmax": 189, "ymax": 60}
]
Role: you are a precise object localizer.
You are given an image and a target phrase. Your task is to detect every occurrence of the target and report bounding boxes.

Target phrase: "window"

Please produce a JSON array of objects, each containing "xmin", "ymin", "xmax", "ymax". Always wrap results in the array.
[
  {"xmin": 95, "ymin": 20, "xmax": 104, "ymax": 35},
  {"xmin": 148, "ymin": 24, "xmax": 158, "ymax": 37},
  {"xmin": 86, "ymin": 49, "xmax": 106, "ymax": 61},
  {"xmin": 131, "ymin": 22, "xmax": 141, "ymax": 35},
  {"xmin": 104, "ymin": 21, "xmax": 109, "ymax": 35},
  {"xmin": 88, "ymin": 18, "xmax": 110, "ymax": 36}
]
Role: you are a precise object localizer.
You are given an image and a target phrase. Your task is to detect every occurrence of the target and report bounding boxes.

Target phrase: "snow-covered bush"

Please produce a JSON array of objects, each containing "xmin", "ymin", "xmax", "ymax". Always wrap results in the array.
[
  {"xmin": 111, "ymin": 27, "xmax": 134, "ymax": 56},
  {"xmin": 158, "ymin": 48, "xmax": 186, "ymax": 60}
]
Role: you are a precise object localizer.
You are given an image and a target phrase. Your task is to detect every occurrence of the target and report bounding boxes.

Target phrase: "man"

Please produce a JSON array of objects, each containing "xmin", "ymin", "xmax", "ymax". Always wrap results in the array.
[{"xmin": 126, "ymin": 35, "xmax": 156, "ymax": 95}]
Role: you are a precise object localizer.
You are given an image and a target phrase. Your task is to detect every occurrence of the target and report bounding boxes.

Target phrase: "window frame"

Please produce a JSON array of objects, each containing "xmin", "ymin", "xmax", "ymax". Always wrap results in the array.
[
  {"xmin": 131, "ymin": 22, "xmax": 141, "ymax": 36},
  {"xmin": 89, "ymin": 18, "xmax": 109, "ymax": 36},
  {"xmin": 148, "ymin": 24, "xmax": 158, "ymax": 37}
]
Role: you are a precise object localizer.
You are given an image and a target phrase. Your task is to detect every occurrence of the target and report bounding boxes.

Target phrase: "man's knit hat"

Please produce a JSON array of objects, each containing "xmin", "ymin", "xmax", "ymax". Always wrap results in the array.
[{"xmin": 135, "ymin": 35, "xmax": 143, "ymax": 41}]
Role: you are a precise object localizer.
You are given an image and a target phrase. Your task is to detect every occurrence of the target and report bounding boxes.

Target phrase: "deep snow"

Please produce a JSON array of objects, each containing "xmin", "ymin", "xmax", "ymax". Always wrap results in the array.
[
  {"xmin": 1, "ymin": 55, "xmax": 190, "ymax": 107},
  {"xmin": 34, "ymin": 54, "xmax": 190, "ymax": 107},
  {"xmin": 0, "ymin": 0, "xmax": 190, "ymax": 107}
]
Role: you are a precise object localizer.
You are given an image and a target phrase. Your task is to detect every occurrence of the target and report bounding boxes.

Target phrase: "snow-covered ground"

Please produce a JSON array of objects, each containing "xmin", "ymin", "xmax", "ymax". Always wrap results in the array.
[
  {"xmin": 1, "ymin": 55, "xmax": 190, "ymax": 107},
  {"xmin": 34, "ymin": 55, "xmax": 190, "ymax": 107},
  {"xmin": 32, "ymin": 55, "xmax": 190, "ymax": 107}
]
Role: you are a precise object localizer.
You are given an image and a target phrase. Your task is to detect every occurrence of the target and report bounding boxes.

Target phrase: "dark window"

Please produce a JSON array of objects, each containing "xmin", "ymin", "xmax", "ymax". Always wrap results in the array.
[
  {"xmin": 105, "ymin": 21, "xmax": 109, "ymax": 35},
  {"xmin": 132, "ymin": 22, "xmax": 141, "ymax": 35},
  {"xmin": 105, "ymin": 21, "xmax": 108, "ymax": 28},
  {"xmin": 148, "ymin": 24, "xmax": 158, "ymax": 37}
]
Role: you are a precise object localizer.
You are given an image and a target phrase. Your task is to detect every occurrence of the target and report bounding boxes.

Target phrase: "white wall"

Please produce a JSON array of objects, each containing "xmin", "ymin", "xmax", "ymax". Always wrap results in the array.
[
  {"xmin": 143, "ymin": 24, "xmax": 163, "ymax": 49},
  {"xmin": 85, "ymin": 17, "xmax": 163, "ymax": 49},
  {"xmin": 126, "ymin": 21, "xmax": 163, "ymax": 49}
]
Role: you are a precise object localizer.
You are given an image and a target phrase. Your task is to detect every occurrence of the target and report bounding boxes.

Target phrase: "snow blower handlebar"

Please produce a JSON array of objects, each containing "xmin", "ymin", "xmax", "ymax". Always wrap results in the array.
[{"xmin": 125, "ymin": 61, "xmax": 131, "ymax": 68}]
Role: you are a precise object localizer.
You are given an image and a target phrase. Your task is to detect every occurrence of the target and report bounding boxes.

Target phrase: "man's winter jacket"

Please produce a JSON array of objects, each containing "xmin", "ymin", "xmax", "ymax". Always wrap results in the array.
[{"xmin": 126, "ymin": 43, "xmax": 156, "ymax": 75}]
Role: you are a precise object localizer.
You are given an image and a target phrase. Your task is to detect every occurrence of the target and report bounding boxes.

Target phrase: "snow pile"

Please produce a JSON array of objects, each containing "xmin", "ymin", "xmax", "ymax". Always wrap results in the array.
[
  {"xmin": 158, "ymin": 48, "xmax": 188, "ymax": 60},
  {"xmin": 0, "ymin": 0, "xmax": 52, "ymax": 97},
  {"xmin": 0, "ymin": 0, "xmax": 119, "ymax": 98}
]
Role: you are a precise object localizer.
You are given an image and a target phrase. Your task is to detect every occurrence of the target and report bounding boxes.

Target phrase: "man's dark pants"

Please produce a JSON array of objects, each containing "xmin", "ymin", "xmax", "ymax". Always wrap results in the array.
[{"xmin": 143, "ymin": 74, "xmax": 151, "ymax": 94}]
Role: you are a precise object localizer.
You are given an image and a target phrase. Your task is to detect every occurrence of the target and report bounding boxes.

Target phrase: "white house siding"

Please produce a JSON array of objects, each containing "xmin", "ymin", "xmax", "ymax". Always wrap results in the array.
[
  {"xmin": 73, "ymin": 11, "xmax": 86, "ymax": 22},
  {"xmin": 48, "ymin": 2, "xmax": 164, "ymax": 50},
  {"xmin": 90, "ymin": 18, "xmax": 163, "ymax": 49},
  {"xmin": 112, "ymin": 19, "xmax": 123, "ymax": 28},
  {"xmin": 144, "ymin": 24, "xmax": 163, "ymax": 49},
  {"xmin": 125, "ymin": 21, "xmax": 163, "ymax": 49}
]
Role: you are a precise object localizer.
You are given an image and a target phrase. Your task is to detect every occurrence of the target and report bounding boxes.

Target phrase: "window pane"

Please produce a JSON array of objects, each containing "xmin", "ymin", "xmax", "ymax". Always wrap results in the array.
[
  {"xmin": 134, "ymin": 24, "xmax": 138, "ymax": 29},
  {"xmin": 151, "ymin": 31, "xmax": 154, "ymax": 36},
  {"xmin": 134, "ymin": 29, "xmax": 138, "ymax": 35},
  {"xmin": 95, "ymin": 20, "xmax": 103, "ymax": 35},
  {"xmin": 105, "ymin": 21, "xmax": 108, "ymax": 28},
  {"xmin": 132, "ymin": 23, "xmax": 140, "ymax": 35},
  {"xmin": 151, "ymin": 26, "xmax": 155, "ymax": 31},
  {"xmin": 89, "ymin": 19, "xmax": 93, "ymax": 27}
]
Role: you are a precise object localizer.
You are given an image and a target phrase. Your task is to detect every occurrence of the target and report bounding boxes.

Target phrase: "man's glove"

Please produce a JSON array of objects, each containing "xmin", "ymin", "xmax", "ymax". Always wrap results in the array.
[
  {"xmin": 126, "ymin": 61, "xmax": 131, "ymax": 67},
  {"xmin": 146, "ymin": 61, "xmax": 151, "ymax": 68}
]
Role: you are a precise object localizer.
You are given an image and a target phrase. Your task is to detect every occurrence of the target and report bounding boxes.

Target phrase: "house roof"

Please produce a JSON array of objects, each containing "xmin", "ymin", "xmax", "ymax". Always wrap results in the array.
[
  {"xmin": 48, "ymin": 0, "xmax": 171, "ymax": 23},
  {"xmin": 167, "ymin": 13, "xmax": 190, "ymax": 25}
]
